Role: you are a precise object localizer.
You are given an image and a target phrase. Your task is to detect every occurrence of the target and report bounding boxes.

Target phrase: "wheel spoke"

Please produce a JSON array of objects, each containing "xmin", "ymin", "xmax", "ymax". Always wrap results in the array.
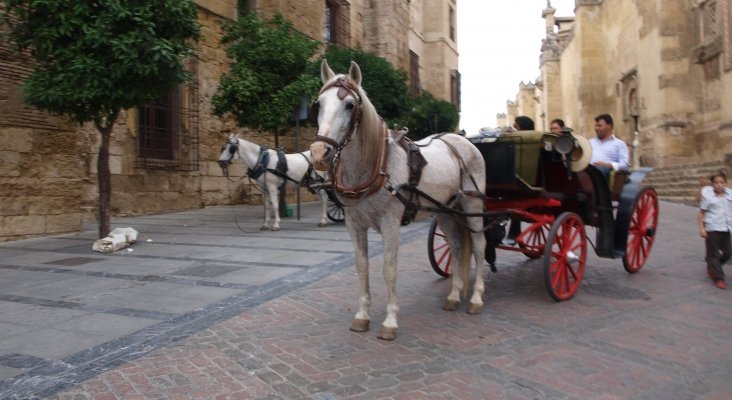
[
  {"xmin": 623, "ymin": 188, "xmax": 658, "ymax": 273},
  {"xmin": 544, "ymin": 212, "xmax": 586, "ymax": 301}
]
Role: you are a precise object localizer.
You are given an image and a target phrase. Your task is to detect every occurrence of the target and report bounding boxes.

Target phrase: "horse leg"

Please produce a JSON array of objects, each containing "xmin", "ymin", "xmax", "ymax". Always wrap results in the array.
[
  {"xmin": 348, "ymin": 224, "xmax": 371, "ymax": 333},
  {"xmin": 378, "ymin": 223, "xmax": 400, "ymax": 340},
  {"xmin": 317, "ymin": 189, "xmax": 328, "ymax": 227},
  {"xmin": 467, "ymin": 214, "xmax": 487, "ymax": 314},
  {"xmin": 268, "ymin": 183, "xmax": 281, "ymax": 231},
  {"xmin": 260, "ymin": 189, "xmax": 270, "ymax": 230},
  {"xmin": 439, "ymin": 216, "xmax": 464, "ymax": 311}
]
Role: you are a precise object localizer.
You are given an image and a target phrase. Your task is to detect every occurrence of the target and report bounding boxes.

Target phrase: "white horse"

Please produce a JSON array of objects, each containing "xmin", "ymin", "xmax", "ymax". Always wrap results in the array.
[
  {"xmin": 218, "ymin": 135, "xmax": 329, "ymax": 230},
  {"xmin": 310, "ymin": 60, "xmax": 487, "ymax": 340}
]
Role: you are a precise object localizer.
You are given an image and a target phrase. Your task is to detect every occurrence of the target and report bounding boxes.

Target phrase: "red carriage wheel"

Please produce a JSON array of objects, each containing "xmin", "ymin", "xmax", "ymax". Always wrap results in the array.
[
  {"xmin": 543, "ymin": 212, "xmax": 587, "ymax": 302},
  {"xmin": 518, "ymin": 222, "xmax": 551, "ymax": 259},
  {"xmin": 623, "ymin": 187, "xmax": 658, "ymax": 273},
  {"xmin": 428, "ymin": 218, "xmax": 452, "ymax": 277}
]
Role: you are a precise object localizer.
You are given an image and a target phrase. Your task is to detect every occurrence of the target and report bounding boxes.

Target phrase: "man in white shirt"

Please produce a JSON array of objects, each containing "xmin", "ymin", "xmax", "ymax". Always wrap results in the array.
[{"xmin": 589, "ymin": 114, "xmax": 629, "ymax": 178}]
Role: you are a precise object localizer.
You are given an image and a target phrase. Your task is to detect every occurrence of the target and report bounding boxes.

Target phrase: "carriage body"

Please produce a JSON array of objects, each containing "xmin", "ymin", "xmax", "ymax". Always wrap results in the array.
[{"xmin": 429, "ymin": 130, "xmax": 659, "ymax": 301}]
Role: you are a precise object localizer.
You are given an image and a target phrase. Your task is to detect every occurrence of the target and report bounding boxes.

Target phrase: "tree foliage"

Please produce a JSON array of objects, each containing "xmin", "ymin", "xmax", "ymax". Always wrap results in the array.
[
  {"xmin": 1, "ymin": 0, "xmax": 200, "ymax": 238},
  {"xmin": 211, "ymin": 13, "xmax": 457, "ymax": 141},
  {"xmin": 2, "ymin": 0, "xmax": 200, "ymax": 126},
  {"xmin": 402, "ymin": 92, "xmax": 460, "ymax": 141},
  {"xmin": 212, "ymin": 14, "xmax": 322, "ymax": 133},
  {"xmin": 318, "ymin": 46, "xmax": 411, "ymax": 125}
]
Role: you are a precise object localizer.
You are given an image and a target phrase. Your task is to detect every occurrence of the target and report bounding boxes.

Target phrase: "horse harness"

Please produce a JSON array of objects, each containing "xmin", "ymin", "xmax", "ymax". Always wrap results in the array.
[
  {"xmin": 246, "ymin": 145, "xmax": 271, "ymax": 180},
  {"xmin": 313, "ymin": 77, "xmax": 483, "ymax": 226},
  {"xmin": 225, "ymin": 140, "xmax": 314, "ymax": 189}
]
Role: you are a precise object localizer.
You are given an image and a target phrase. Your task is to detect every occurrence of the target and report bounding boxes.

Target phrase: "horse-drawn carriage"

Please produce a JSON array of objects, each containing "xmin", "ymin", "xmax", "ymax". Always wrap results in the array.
[
  {"xmin": 427, "ymin": 129, "xmax": 658, "ymax": 301},
  {"xmin": 309, "ymin": 59, "xmax": 658, "ymax": 340}
]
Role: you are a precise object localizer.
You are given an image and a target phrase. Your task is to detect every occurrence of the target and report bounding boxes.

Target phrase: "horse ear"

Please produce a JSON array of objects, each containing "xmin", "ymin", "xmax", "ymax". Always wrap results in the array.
[
  {"xmin": 321, "ymin": 59, "xmax": 335, "ymax": 83},
  {"xmin": 348, "ymin": 61, "xmax": 362, "ymax": 86}
]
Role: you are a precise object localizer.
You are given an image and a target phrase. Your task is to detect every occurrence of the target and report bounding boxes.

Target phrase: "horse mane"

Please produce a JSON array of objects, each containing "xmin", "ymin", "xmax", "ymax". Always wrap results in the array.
[{"xmin": 351, "ymin": 79, "xmax": 383, "ymax": 168}]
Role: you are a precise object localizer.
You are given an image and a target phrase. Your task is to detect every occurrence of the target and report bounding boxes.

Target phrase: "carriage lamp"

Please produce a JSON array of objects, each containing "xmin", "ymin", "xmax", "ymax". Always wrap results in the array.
[
  {"xmin": 553, "ymin": 128, "xmax": 578, "ymax": 180},
  {"xmin": 553, "ymin": 133, "xmax": 575, "ymax": 155}
]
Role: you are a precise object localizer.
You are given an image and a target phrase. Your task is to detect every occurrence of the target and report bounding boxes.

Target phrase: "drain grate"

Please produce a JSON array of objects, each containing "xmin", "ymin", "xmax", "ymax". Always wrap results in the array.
[
  {"xmin": 173, "ymin": 264, "xmax": 240, "ymax": 278},
  {"xmin": 43, "ymin": 257, "xmax": 102, "ymax": 266}
]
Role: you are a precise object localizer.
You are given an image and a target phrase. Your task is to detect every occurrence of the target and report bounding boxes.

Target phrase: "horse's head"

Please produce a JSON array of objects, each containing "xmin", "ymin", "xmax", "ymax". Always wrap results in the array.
[
  {"xmin": 310, "ymin": 59, "xmax": 364, "ymax": 171},
  {"xmin": 218, "ymin": 135, "xmax": 240, "ymax": 174}
]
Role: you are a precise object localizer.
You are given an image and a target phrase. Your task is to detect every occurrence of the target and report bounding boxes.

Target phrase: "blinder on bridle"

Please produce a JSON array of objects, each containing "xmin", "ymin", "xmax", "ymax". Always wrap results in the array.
[
  {"xmin": 312, "ymin": 77, "xmax": 364, "ymax": 152},
  {"xmin": 218, "ymin": 138, "xmax": 239, "ymax": 174}
]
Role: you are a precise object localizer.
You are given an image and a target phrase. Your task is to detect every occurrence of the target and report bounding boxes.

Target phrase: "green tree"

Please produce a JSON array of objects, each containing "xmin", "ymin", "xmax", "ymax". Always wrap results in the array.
[
  {"xmin": 318, "ymin": 46, "xmax": 411, "ymax": 125},
  {"xmin": 403, "ymin": 92, "xmax": 460, "ymax": 141},
  {"xmin": 2, "ymin": 0, "xmax": 200, "ymax": 238},
  {"xmin": 212, "ymin": 14, "xmax": 322, "ymax": 134}
]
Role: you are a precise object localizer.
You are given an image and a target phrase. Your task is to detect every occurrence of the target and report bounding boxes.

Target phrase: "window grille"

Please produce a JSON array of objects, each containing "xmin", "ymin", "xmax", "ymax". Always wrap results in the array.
[
  {"xmin": 699, "ymin": 0, "xmax": 718, "ymax": 45},
  {"xmin": 325, "ymin": 0, "xmax": 351, "ymax": 47},
  {"xmin": 137, "ymin": 60, "xmax": 199, "ymax": 171},
  {"xmin": 449, "ymin": 7, "xmax": 456, "ymax": 42},
  {"xmin": 450, "ymin": 70, "xmax": 461, "ymax": 111},
  {"xmin": 409, "ymin": 51, "xmax": 421, "ymax": 96}
]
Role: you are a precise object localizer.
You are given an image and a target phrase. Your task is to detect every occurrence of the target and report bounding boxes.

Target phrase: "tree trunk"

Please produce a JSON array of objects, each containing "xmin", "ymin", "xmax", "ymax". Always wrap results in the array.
[{"xmin": 95, "ymin": 118, "xmax": 116, "ymax": 238}]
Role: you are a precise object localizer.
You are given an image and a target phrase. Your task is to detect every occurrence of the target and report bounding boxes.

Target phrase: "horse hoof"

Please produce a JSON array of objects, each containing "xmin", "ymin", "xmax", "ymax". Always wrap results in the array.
[
  {"xmin": 377, "ymin": 327, "xmax": 397, "ymax": 340},
  {"xmin": 467, "ymin": 303, "xmax": 484, "ymax": 314},
  {"xmin": 260, "ymin": 225, "xmax": 268, "ymax": 230},
  {"xmin": 271, "ymin": 226, "xmax": 280, "ymax": 231},
  {"xmin": 350, "ymin": 319, "xmax": 370, "ymax": 332},
  {"xmin": 318, "ymin": 222, "xmax": 327, "ymax": 227},
  {"xmin": 442, "ymin": 299, "xmax": 460, "ymax": 311}
]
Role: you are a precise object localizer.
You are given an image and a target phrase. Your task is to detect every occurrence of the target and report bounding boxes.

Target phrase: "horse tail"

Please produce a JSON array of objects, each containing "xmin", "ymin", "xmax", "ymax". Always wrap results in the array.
[{"xmin": 460, "ymin": 224, "xmax": 472, "ymax": 300}]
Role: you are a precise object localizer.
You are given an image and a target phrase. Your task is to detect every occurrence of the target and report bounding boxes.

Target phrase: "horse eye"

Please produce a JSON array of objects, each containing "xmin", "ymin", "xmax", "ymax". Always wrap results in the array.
[
  {"xmin": 228, "ymin": 146, "xmax": 236, "ymax": 154},
  {"xmin": 345, "ymin": 102, "xmax": 355, "ymax": 110}
]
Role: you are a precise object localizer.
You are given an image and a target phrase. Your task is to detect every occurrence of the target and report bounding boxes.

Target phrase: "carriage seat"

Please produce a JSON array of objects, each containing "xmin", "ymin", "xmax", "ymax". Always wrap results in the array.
[
  {"xmin": 496, "ymin": 130, "xmax": 545, "ymax": 188},
  {"xmin": 475, "ymin": 130, "xmax": 545, "ymax": 196}
]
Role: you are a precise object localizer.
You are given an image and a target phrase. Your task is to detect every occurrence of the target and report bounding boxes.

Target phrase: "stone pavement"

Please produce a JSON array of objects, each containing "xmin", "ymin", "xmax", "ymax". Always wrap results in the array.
[{"xmin": 0, "ymin": 201, "xmax": 731, "ymax": 399}]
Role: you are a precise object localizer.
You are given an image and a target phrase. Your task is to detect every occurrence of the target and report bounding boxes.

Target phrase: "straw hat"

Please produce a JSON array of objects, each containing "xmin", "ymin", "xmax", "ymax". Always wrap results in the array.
[
  {"xmin": 542, "ymin": 132, "xmax": 592, "ymax": 172},
  {"xmin": 569, "ymin": 134, "xmax": 592, "ymax": 172}
]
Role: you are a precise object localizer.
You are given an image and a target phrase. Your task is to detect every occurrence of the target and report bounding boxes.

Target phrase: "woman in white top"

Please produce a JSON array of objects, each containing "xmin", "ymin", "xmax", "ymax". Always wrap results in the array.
[{"xmin": 698, "ymin": 170, "xmax": 732, "ymax": 289}]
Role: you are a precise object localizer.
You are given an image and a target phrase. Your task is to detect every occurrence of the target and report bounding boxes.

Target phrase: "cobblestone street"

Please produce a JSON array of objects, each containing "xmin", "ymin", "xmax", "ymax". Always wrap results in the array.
[{"xmin": 1, "ymin": 201, "xmax": 731, "ymax": 399}]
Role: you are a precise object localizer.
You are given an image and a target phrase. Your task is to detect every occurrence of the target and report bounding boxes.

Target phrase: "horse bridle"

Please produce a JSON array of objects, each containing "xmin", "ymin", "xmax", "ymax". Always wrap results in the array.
[
  {"xmin": 218, "ymin": 138, "xmax": 240, "ymax": 180},
  {"xmin": 312, "ymin": 77, "xmax": 363, "ymax": 153},
  {"xmin": 312, "ymin": 77, "xmax": 391, "ymax": 201}
]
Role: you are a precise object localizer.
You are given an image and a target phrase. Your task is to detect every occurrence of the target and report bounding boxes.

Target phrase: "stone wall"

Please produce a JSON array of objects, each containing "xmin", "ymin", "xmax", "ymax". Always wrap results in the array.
[
  {"xmin": 0, "ymin": 24, "xmax": 83, "ymax": 241},
  {"xmin": 509, "ymin": 0, "xmax": 732, "ymax": 175},
  {"xmin": 0, "ymin": 0, "xmax": 456, "ymax": 241}
]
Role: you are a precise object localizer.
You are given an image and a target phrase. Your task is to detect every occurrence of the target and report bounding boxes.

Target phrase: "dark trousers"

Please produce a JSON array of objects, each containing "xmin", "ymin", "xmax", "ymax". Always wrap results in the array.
[{"xmin": 705, "ymin": 231, "xmax": 731, "ymax": 281}]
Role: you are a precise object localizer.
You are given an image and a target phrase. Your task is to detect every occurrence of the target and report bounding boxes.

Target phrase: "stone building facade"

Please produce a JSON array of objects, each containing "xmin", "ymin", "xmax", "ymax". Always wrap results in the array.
[
  {"xmin": 502, "ymin": 0, "xmax": 732, "ymax": 174},
  {"xmin": 0, "ymin": 0, "xmax": 458, "ymax": 241}
]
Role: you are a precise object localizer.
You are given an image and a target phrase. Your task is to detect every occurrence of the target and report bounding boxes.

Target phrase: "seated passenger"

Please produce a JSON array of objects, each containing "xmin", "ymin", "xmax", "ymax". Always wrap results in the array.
[
  {"xmin": 513, "ymin": 115, "xmax": 535, "ymax": 131},
  {"xmin": 589, "ymin": 113, "xmax": 629, "ymax": 178},
  {"xmin": 550, "ymin": 118, "xmax": 565, "ymax": 134}
]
